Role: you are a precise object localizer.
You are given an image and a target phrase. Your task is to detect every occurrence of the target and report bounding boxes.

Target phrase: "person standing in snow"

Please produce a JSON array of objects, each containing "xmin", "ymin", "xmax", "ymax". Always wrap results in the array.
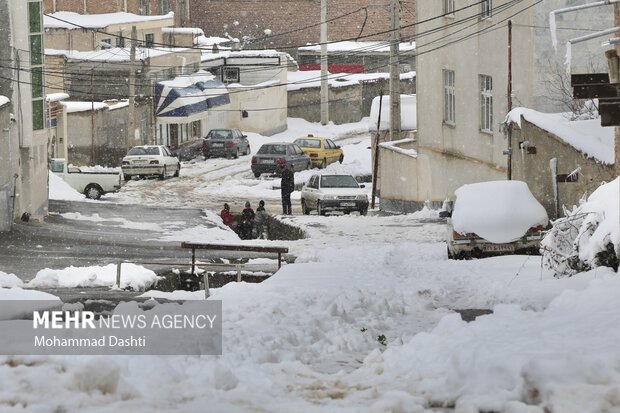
[
  {"xmin": 280, "ymin": 164, "xmax": 294, "ymax": 215},
  {"xmin": 238, "ymin": 201, "xmax": 255, "ymax": 239},
  {"xmin": 254, "ymin": 200, "xmax": 268, "ymax": 239},
  {"xmin": 220, "ymin": 203, "xmax": 234, "ymax": 229}
]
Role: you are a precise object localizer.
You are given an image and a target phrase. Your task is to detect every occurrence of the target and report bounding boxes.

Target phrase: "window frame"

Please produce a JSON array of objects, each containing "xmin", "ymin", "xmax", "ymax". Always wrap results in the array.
[
  {"xmin": 479, "ymin": 74, "xmax": 493, "ymax": 133},
  {"xmin": 480, "ymin": 0, "xmax": 492, "ymax": 19},
  {"xmin": 443, "ymin": 69, "xmax": 456, "ymax": 125}
]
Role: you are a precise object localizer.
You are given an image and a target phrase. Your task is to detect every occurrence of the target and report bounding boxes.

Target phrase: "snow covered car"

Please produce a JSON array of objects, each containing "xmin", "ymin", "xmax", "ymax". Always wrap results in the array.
[
  {"xmin": 121, "ymin": 145, "xmax": 181, "ymax": 181},
  {"xmin": 446, "ymin": 180, "xmax": 548, "ymax": 259},
  {"xmin": 300, "ymin": 174, "xmax": 369, "ymax": 215},
  {"xmin": 49, "ymin": 158, "xmax": 121, "ymax": 200}
]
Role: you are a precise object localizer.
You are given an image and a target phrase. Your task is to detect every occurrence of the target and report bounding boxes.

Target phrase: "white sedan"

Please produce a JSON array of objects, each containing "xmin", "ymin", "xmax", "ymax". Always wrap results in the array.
[
  {"xmin": 121, "ymin": 145, "xmax": 180, "ymax": 181},
  {"xmin": 300, "ymin": 174, "xmax": 369, "ymax": 216}
]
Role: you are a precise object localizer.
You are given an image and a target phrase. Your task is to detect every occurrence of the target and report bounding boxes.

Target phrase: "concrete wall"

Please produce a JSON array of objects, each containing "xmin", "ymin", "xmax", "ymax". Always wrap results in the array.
[
  {"xmin": 512, "ymin": 118, "xmax": 616, "ymax": 220},
  {"xmin": 228, "ymin": 86, "xmax": 287, "ymax": 136},
  {"xmin": 288, "ymin": 77, "xmax": 415, "ymax": 125},
  {"xmin": 60, "ymin": 104, "xmax": 150, "ymax": 166},
  {"xmin": 0, "ymin": 102, "xmax": 17, "ymax": 232}
]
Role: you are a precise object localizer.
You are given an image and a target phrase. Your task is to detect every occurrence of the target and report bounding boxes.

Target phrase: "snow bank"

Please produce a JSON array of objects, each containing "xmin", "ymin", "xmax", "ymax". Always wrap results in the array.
[
  {"xmin": 452, "ymin": 181, "xmax": 548, "ymax": 243},
  {"xmin": 48, "ymin": 172, "xmax": 86, "ymax": 201},
  {"xmin": 0, "ymin": 271, "xmax": 24, "ymax": 288},
  {"xmin": 542, "ymin": 178, "xmax": 619, "ymax": 276},
  {"xmin": 27, "ymin": 264, "xmax": 159, "ymax": 291}
]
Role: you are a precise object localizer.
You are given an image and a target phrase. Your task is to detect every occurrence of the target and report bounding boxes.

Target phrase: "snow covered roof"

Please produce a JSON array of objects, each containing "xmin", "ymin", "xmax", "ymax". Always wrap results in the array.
[
  {"xmin": 44, "ymin": 11, "xmax": 174, "ymax": 30},
  {"xmin": 45, "ymin": 93, "xmax": 69, "ymax": 103},
  {"xmin": 287, "ymin": 70, "xmax": 415, "ymax": 91},
  {"xmin": 62, "ymin": 102, "xmax": 109, "ymax": 113},
  {"xmin": 368, "ymin": 94, "xmax": 417, "ymax": 131},
  {"xmin": 379, "ymin": 138, "xmax": 418, "ymax": 158},
  {"xmin": 505, "ymin": 107, "xmax": 614, "ymax": 164},
  {"xmin": 155, "ymin": 71, "xmax": 229, "ymax": 124},
  {"xmin": 195, "ymin": 36, "xmax": 235, "ymax": 48},
  {"xmin": 200, "ymin": 49, "xmax": 288, "ymax": 63},
  {"xmin": 161, "ymin": 27, "xmax": 204, "ymax": 35},
  {"xmin": 298, "ymin": 41, "xmax": 416, "ymax": 54},
  {"xmin": 0, "ymin": 96, "xmax": 9, "ymax": 107},
  {"xmin": 46, "ymin": 47, "xmax": 191, "ymax": 63}
]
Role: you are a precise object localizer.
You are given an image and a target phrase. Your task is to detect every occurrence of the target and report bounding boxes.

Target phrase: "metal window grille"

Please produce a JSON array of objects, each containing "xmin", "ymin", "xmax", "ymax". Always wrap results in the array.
[
  {"xmin": 443, "ymin": 69, "xmax": 455, "ymax": 124},
  {"xmin": 479, "ymin": 75, "xmax": 493, "ymax": 132}
]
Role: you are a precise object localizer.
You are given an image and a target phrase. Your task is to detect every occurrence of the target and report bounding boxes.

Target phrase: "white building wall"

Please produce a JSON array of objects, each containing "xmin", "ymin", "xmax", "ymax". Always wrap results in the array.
[{"xmin": 409, "ymin": 0, "xmax": 612, "ymax": 208}]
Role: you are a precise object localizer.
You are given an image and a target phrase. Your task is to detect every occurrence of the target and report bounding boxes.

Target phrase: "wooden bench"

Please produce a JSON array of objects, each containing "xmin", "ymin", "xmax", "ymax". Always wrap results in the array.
[{"xmin": 181, "ymin": 242, "xmax": 289, "ymax": 276}]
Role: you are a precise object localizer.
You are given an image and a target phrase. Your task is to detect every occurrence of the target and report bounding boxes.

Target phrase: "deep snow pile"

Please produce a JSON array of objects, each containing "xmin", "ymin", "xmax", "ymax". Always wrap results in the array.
[{"xmin": 542, "ymin": 177, "xmax": 619, "ymax": 277}]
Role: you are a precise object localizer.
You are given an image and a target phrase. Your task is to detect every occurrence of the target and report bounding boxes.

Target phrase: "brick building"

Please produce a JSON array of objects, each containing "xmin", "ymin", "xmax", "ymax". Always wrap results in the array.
[
  {"xmin": 190, "ymin": 0, "xmax": 416, "ymax": 58},
  {"xmin": 42, "ymin": 0, "xmax": 191, "ymax": 27}
]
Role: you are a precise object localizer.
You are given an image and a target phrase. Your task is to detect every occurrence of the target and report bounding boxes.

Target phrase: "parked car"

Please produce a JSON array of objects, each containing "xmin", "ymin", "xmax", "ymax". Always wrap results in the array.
[
  {"xmin": 121, "ymin": 145, "xmax": 180, "ymax": 181},
  {"xmin": 203, "ymin": 128, "xmax": 251, "ymax": 159},
  {"xmin": 293, "ymin": 135, "xmax": 344, "ymax": 169},
  {"xmin": 49, "ymin": 158, "xmax": 121, "ymax": 200},
  {"xmin": 446, "ymin": 180, "xmax": 549, "ymax": 259},
  {"xmin": 251, "ymin": 142, "xmax": 312, "ymax": 178},
  {"xmin": 172, "ymin": 139, "xmax": 205, "ymax": 161},
  {"xmin": 300, "ymin": 174, "xmax": 369, "ymax": 216}
]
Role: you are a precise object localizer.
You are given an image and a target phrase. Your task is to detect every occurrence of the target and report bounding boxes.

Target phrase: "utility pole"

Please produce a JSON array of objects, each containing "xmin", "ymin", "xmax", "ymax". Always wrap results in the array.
[
  {"xmin": 506, "ymin": 20, "xmax": 513, "ymax": 180},
  {"xmin": 320, "ymin": 0, "xmax": 329, "ymax": 125},
  {"xmin": 90, "ymin": 67, "xmax": 95, "ymax": 165},
  {"xmin": 389, "ymin": 0, "xmax": 401, "ymax": 141},
  {"xmin": 128, "ymin": 26, "xmax": 137, "ymax": 147},
  {"xmin": 615, "ymin": 3, "xmax": 620, "ymax": 176}
]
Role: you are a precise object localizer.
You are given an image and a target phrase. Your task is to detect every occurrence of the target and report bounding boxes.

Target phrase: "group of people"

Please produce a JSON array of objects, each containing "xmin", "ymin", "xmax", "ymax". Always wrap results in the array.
[
  {"xmin": 219, "ymin": 164, "xmax": 295, "ymax": 239},
  {"xmin": 220, "ymin": 200, "xmax": 268, "ymax": 240}
]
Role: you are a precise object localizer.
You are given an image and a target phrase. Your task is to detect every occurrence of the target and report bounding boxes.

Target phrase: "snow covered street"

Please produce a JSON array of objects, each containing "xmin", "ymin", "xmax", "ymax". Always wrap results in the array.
[{"xmin": 1, "ymin": 119, "xmax": 619, "ymax": 412}]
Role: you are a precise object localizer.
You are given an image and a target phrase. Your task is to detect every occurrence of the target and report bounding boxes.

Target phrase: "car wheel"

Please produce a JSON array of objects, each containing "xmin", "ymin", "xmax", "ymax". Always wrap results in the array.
[
  {"xmin": 233, "ymin": 148, "xmax": 240, "ymax": 159},
  {"xmin": 320, "ymin": 158, "xmax": 327, "ymax": 169},
  {"xmin": 339, "ymin": 154, "xmax": 344, "ymax": 164},
  {"xmin": 159, "ymin": 166, "xmax": 167, "ymax": 180},
  {"xmin": 84, "ymin": 184, "xmax": 102, "ymax": 200},
  {"xmin": 245, "ymin": 145, "xmax": 251, "ymax": 156},
  {"xmin": 317, "ymin": 201, "xmax": 326, "ymax": 216},
  {"xmin": 360, "ymin": 208, "xmax": 368, "ymax": 216},
  {"xmin": 301, "ymin": 199, "xmax": 309, "ymax": 215},
  {"xmin": 254, "ymin": 172, "xmax": 261, "ymax": 178},
  {"xmin": 123, "ymin": 174, "xmax": 132, "ymax": 182},
  {"xmin": 173, "ymin": 164, "xmax": 180, "ymax": 177}
]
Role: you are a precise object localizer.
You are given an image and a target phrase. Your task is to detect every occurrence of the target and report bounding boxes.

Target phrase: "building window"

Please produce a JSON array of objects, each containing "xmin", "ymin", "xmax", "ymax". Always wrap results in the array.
[
  {"xmin": 443, "ymin": 69, "xmax": 455, "ymax": 124},
  {"xmin": 139, "ymin": 0, "xmax": 150, "ymax": 15},
  {"xmin": 160, "ymin": 0, "xmax": 170, "ymax": 13},
  {"xmin": 444, "ymin": 0, "xmax": 455, "ymax": 15},
  {"xmin": 481, "ymin": 0, "xmax": 492, "ymax": 19},
  {"xmin": 480, "ymin": 75, "xmax": 493, "ymax": 133},
  {"xmin": 28, "ymin": 1, "xmax": 44, "ymax": 131},
  {"xmin": 116, "ymin": 34, "xmax": 125, "ymax": 48},
  {"xmin": 145, "ymin": 33, "xmax": 154, "ymax": 48}
]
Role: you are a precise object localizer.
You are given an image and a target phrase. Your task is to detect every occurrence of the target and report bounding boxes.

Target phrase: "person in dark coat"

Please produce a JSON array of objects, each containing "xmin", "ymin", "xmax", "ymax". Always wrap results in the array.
[
  {"xmin": 280, "ymin": 164, "xmax": 294, "ymax": 215},
  {"xmin": 238, "ymin": 201, "xmax": 255, "ymax": 239}
]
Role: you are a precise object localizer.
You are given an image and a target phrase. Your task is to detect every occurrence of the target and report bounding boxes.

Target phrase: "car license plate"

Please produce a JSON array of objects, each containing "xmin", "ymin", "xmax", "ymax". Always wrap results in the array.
[
  {"xmin": 340, "ymin": 202, "xmax": 355, "ymax": 207},
  {"xmin": 482, "ymin": 244, "xmax": 514, "ymax": 252},
  {"xmin": 260, "ymin": 159, "xmax": 274, "ymax": 164},
  {"xmin": 211, "ymin": 143, "xmax": 224, "ymax": 148}
]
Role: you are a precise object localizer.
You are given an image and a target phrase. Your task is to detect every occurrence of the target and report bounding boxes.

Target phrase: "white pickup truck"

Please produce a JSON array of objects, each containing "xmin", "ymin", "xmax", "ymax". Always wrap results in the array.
[{"xmin": 49, "ymin": 158, "xmax": 122, "ymax": 200}]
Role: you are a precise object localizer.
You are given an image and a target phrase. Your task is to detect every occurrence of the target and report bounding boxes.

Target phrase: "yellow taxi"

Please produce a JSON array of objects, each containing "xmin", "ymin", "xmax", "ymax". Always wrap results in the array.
[{"xmin": 293, "ymin": 135, "xmax": 344, "ymax": 169}]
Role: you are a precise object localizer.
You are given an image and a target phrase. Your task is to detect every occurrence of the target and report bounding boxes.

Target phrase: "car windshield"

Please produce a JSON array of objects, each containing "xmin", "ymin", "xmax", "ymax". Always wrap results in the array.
[
  {"xmin": 295, "ymin": 139, "xmax": 321, "ymax": 148},
  {"xmin": 208, "ymin": 130, "xmax": 233, "ymax": 140},
  {"xmin": 320, "ymin": 175, "xmax": 359, "ymax": 188},
  {"xmin": 127, "ymin": 147, "xmax": 160, "ymax": 156},
  {"xmin": 257, "ymin": 144, "xmax": 287, "ymax": 155}
]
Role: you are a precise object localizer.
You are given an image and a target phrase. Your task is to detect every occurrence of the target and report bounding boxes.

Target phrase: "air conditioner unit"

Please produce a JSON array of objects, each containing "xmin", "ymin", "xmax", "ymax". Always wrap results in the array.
[{"xmin": 222, "ymin": 67, "xmax": 240, "ymax": 83}]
